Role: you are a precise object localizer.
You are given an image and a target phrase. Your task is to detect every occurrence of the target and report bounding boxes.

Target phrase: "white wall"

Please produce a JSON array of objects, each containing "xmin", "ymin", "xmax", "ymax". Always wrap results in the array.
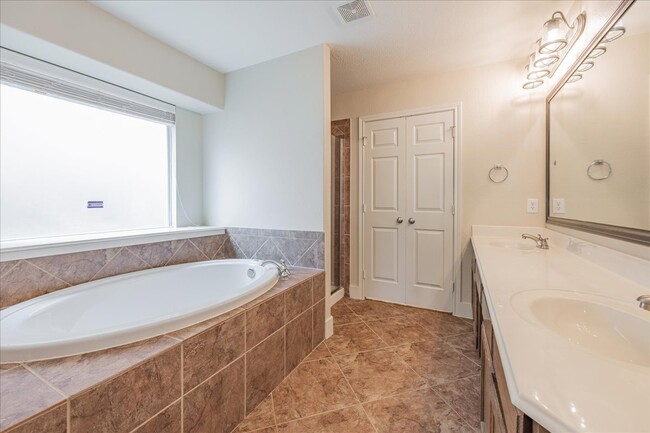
[
  {"xmin": 175, "ymin": 108, "xmax": 204, "ymax": 227},
  {"xmin": 0, "ymin": 0, "xmax": 225, "ymax": 113},
  {"xmin": 332, "ymin": 58, "xmax": 548, "ymax": 307},
  {"xmin": 203, "ymin": 45, "xmax": 330, "ymax": 232}
]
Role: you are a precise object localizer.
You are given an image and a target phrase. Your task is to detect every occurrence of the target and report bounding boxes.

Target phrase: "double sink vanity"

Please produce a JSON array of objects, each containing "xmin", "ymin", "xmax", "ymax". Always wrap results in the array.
[
  {"xmin": 474, "ymin": 2, "xmax": 650, "ymax": 431},
  {"xmin": 471, "ymin": 226, "xmax": 649, "ymax": 433}
]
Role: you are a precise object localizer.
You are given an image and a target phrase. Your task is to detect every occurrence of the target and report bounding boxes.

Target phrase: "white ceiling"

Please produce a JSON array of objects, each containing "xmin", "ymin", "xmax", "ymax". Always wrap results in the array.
[{"xmin": 91, "ymin": 0, "xmax": 572, "ymax": 95}]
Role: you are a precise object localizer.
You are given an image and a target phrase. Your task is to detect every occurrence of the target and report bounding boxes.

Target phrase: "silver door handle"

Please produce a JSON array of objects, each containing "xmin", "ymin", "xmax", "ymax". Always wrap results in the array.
[
  {"xmin": 397, "ymin": 217, "xmax": 404, "ymax": 224},
  {"xmin": 408, "ymin": 218, "xmax": 415, "ymax": 224}
]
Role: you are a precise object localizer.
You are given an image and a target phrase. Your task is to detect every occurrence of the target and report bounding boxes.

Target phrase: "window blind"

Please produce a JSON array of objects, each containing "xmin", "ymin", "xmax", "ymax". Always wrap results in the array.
[{"xmin": 0, "ymin": 56, "xmax": 175, "ymax": 126}]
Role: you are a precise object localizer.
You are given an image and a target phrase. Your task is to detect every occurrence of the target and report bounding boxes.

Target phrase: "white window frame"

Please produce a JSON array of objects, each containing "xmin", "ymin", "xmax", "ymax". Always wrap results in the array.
[{"xmin": 0, "ymin": 49, "xmax": 222, "ymax": 261}]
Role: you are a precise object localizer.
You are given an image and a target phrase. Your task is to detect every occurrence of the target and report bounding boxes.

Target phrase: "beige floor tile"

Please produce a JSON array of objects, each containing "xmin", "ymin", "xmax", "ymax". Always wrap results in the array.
[
  {"xmin": 394, "ymin": 340, "xmax": 480, "ymax": 386},
  {"xmin": 234, "ymin": 395, "xmax": 275, "ymax": 432},
  {"xmin": 443, "ymin": 332, "xmax": 479, "ymax": 364},
  {"xmin": 276, "ymin": 406, "xmax": 375, "ymax": 433},
  {"xmin": 433, "ymin": 375, "xmax": 481, "ymax": 431},
  {"xmin": 363, "ymin": 388, "xmax": 469, "ymax": 433},
  {"xmin": 235, "ymin": 299, "xmax": 480, "ymax": 433},
  {"xmin": 411, "ymin": 311, "xmax": 473, "ymax": 338},
  {"xmin": 336, "ymin": 348, "xmax": 427, "ymax": 402},
  {"xmin": 326, "ymin": 322, "xmax": 387, "ymax": 356},
  {"xmin": 344, "ymin": 299, "xmax": 403, "ymax": 321},
  {"xmin": 365, "ymin": 316, "xmax": 439, "ymax": 347},
  {"xmin": 304, "ymin": 342, "xmax": 332, "ymax": 362},
  {"xmin": 331, "ymin": 302, "xmax": 363, "ymax": 325},
  {"xmin": 272, "ymin": 358, "xmax": 358, "ymax": 424}
]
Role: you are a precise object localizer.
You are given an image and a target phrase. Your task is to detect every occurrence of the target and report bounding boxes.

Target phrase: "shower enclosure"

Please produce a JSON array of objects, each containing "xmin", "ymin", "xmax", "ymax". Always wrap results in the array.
[{"xmin": 331, "ymin": 135, "xmax": 344, "ymax": 294}]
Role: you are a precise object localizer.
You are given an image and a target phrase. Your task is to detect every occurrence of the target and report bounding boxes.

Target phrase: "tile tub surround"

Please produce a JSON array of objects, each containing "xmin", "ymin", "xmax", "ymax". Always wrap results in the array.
[
  {"xmin": 233, "ymin": 298, "xmax": 479, "ymax": 433},
  {"xmin": 0, "ymin": 228, "xmax": 324, "ymax": 309},
  {"xmin": 226, "ymin": 227, "xmax": 325, "ymax": 270},
  {"xmin": 0, "ymin": 268, "xmax": 326, "ymax": 433}
]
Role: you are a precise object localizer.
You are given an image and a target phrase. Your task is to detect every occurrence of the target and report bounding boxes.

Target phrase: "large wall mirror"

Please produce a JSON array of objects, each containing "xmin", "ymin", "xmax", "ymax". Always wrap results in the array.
[{"xmin": 547, "ymin": 0, "xmax": 650, "ymax": 245}]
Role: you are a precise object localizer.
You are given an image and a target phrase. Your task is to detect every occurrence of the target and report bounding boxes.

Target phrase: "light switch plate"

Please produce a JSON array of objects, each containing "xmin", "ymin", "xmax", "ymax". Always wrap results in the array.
[
  {"xmin": 552, "ymin": 198, "xmax": 566, "ymax": 214},
  {"xmin": 527, "ymin": 199, "xmax": 539, "ymax": 214}
]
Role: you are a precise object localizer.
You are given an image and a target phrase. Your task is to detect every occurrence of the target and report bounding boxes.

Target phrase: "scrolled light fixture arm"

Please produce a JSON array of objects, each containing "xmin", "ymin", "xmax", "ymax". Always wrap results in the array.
[{"xmin": 522, "ymin": 10, "xmax": 586, "ymax": 89}]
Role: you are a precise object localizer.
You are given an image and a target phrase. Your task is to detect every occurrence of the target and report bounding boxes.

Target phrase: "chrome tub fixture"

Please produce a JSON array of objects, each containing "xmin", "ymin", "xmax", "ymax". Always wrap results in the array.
[{"xmin": 261, "ymin": 259, "xmax": 291, "ymax": 278}]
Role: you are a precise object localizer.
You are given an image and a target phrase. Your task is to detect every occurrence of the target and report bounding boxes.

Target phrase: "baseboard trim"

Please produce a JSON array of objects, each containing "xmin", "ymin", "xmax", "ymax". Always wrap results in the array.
[
  {"xmin": 325, "ymin": 316, "xmax": 334, "ymax": 339},
  {"xmin": 454, "ymin": 301, "xmax": 472, "ymax": 319},
  {"xmin": 330, "ymin": 287, "xmax": 345, "ymax": 306},
  {"xmin": 349, "ymin": 284, "xmax": 362, "ymax": 299}
]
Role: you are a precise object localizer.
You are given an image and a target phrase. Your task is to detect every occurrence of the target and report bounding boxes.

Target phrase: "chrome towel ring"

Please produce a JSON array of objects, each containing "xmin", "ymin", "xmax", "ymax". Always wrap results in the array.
[
  {"xmin": 488, "ymin": 165, "xmax": 509, "ymax": 183},
  {"xmin": 587, "ymin": 159, "xmax": 612, "ymax": 180}
]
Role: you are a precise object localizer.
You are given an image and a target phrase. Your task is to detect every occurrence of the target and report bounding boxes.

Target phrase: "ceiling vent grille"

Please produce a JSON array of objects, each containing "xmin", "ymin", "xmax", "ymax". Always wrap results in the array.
[{"xmin": 337, "ymin": 0, "xmax": 373, "ymax": 23}]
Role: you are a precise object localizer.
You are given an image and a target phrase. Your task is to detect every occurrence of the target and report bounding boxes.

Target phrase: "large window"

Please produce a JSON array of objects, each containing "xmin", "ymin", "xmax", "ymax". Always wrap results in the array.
[{"xmin": 0, "ymin": 55, "xmax": 174, "ymax": 242}]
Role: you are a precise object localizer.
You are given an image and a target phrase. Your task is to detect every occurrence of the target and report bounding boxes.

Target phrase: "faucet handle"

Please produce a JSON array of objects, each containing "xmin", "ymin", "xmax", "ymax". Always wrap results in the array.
[{"xmin": 637, "ymin": 295, "xmax": 650, "ymax": 311}]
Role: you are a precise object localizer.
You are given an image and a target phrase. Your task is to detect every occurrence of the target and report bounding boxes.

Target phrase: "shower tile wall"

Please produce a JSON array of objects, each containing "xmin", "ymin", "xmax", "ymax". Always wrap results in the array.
[
  {"xmin": 332, "ymin": 119, "xmax": 351, "ymax": 296},
  {"xmin": 0, "ymin": 228, "xmax": 324, "ymax": 309},
  {"xmin": 226, "ymin": 228, "xmax": 325, "ymax": 270}
]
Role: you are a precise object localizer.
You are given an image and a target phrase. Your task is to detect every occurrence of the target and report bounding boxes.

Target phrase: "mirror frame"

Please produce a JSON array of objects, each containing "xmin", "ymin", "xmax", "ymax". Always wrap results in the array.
[{"xmin": 546, "ymin": 0, "xmax": 650, "ymax": 246}]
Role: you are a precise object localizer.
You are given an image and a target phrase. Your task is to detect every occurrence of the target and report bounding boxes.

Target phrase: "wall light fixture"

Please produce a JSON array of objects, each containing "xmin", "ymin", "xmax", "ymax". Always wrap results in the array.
[
  {"xmin": 522, "ymin": 11, "xmax": 586, "ymax": 89},
  {"xmin": 566, "ymin": 26, "xmax": 625, "ymax": 86}
]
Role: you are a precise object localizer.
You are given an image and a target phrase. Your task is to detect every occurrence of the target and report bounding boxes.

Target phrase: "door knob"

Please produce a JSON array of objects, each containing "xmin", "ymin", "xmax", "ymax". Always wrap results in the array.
[
  {"xmin": 397, "ymin": 217, "xmax": 404, "ymax": 224},
  {"xmin": 408, "ymin": 218, "xmax": 415, "ymax": 224}
]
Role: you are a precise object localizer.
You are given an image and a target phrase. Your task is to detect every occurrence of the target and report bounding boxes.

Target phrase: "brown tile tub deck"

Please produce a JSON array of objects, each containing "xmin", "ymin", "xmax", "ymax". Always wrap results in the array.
[{"xmin": 0, "ymin": 267, "xmax": 325, "ymax": 433}]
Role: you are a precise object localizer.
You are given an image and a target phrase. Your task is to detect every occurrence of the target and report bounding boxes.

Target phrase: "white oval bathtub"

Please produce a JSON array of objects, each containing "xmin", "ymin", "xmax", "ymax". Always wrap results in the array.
[{"xmin": 0, "ymin": 259, "xmax": 279, "ymax": 363}]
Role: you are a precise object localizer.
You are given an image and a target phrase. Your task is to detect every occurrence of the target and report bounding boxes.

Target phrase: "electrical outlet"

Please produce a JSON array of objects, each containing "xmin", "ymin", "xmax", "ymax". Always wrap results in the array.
[
  {"xmin": 527, "ymin": 199, "xmax": 539, "ymax": 214},
  {"xmin": 552, "ymin": 198, "xmax": 566, "ymax": 214}
]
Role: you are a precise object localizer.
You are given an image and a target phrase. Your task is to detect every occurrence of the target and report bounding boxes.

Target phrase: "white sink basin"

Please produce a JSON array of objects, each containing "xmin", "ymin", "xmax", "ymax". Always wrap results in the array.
[
  {"xmin": 511, "ymin": 290, "xmax": 650, "ymax": 367},
  {"xmin": 489, "ymin": 240, "xmax": 536, "ymax": 251}
]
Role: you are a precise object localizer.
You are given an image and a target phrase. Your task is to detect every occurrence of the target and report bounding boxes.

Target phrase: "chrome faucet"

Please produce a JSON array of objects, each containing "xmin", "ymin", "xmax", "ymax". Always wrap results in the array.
[
  {"xmin": 637, "ymin": 295, "xmax": 650, "ymax": 311},
  {"xmin": 261, "ymin": 259, "xmax": 291, "ymax": 278},
  {"xmin": 521, "ymin": 233, "xmax": 549, "ymax": 249}
]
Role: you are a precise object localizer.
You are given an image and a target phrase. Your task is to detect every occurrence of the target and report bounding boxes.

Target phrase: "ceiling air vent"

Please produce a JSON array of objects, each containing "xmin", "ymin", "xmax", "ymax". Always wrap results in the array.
[{"xmin": 337, "ymin": 0, "xmax": 374, "ymax": 23}]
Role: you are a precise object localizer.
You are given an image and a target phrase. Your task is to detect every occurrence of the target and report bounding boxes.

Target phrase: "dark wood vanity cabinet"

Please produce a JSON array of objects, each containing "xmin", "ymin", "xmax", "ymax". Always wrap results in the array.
[{"xmin": 473, "ymin": 258, "xmax": 551, "ymax": 433}]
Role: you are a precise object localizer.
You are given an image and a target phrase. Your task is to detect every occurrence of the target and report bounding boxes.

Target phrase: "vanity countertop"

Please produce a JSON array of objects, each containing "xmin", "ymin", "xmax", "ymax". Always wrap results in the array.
[{"xmin": 471, "ymin": 225, "xmax": 650, "ymax": 433}]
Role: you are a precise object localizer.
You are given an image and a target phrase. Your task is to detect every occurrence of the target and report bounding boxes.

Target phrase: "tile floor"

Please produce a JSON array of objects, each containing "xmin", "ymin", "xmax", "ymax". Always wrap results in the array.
[{"xmin": 233, "ymin": 298, "xmax": 480, "ymax": 433}]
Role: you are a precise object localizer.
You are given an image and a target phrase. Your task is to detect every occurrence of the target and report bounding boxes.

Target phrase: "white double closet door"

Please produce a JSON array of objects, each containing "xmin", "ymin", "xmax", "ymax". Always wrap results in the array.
[{"xmin": 362, "ymin": 110, "xmax": 455, "ymax": 311}]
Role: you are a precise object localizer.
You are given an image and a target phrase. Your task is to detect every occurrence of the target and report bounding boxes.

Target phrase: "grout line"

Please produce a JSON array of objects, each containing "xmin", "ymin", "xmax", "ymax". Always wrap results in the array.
[
  {"xmin": 186, "ymin": 238, "xmax": 211, "ymax": 261},
  {"xmin": 23, "ymin": 259, "xmax": 72, "ymax": 288},
  {"xmin": 291, "ymin": 239, "xmax": 317, "ymax": 267},
  {"xmin": 244, "ymin": 312, "xmax": 248, "ymax": 417},
  {"xmin": 269, "ymin": 237, "xmax": 291, "ymax": 266},
  {"xmin": 184, "ymin": 352, "xmax": 245, "ymax": 397},
  {"xmin": 127, "ymin": 398, "xmax": 182, "ymax": 433},
  {"xmin": 180, "ymin": 343, "xmax": 184, "ymax": 433},
  {"xmin": 270, "ymin": 387, "xmax": 279, "ymax": 428},
  {"xmin": 164, "ymin": 240, "xmax": 187, "ymax": 266},
  {"xmin": 358, "ymin": 403, "xmax": 380, "ymax": 433},
  {"xmin": 56, "ymin": 343, "xmax": 182, "ymax": 400},
  {"xmin": 228, "ymin": 236, "xmax": 248, "ymax": 259},
  {"xmin": 428, "ymin": 382, "xmax": 480, "ymax": 432},
  {"xmin": 21, "ymin": 363, "xmax": 68, "ymax": 400},
  {"xmin": 87, "ymin": 247, "xmax": 124, "ymax": 282},
  {"xmin": 330, "ymin": 349, "xmax": 362, "ymax": 405},
  {"xmin": 275, "ymin": 401, "xmax": 362, "ymax": 428},
  {"xmin": 0, "ymin": 260, "xmax": 20, "ymax": 278},
  {"xmin": 250, "ymin": 238, "xmax": 269, "ymax": 260}
]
